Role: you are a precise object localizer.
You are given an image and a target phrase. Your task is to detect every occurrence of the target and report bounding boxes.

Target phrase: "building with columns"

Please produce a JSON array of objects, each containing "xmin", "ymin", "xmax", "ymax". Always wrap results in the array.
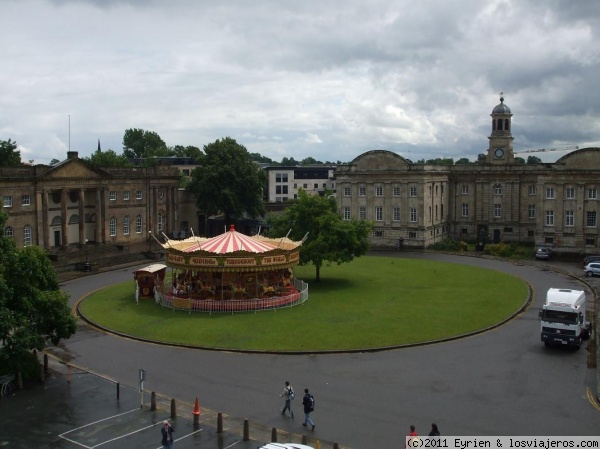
[
  {"xmin": 1, "ymin": 151, "xmax": 181, "ymax": 266},
  {"xmin": 336, "ymin": 96, "xmax": 600, "ymax": 253}
]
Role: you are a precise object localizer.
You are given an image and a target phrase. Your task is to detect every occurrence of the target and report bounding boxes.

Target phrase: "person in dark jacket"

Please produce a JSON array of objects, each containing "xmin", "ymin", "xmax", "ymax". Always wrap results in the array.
[
  {"xmin": 161, "ymin": 420, "xmax": 175, "ymax": 449},
  {"xmin": 429, "ymin": 423, "xmax": 440, "ymax": 436},
  {"xmin": 301, "ymin": 388, "xmax": 315, "ymax": 431}
]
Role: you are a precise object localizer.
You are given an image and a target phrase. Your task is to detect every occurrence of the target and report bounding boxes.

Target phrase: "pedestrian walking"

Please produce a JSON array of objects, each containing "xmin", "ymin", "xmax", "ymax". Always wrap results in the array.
[
  {"xmin": 301, "ymin": 388, "xmax": 315, "ymax": 431},
  {"xmin": 429, "ymin": 423, "xmax": 440, "ymax": 436},
  {"xmin": 405, "ymin": 425, "xmax": 418, "ymax": 448},
  {"xmin": 279, "ymin": 381, "xmax": 295, "ymax": 418},
  {"xmin": 161, "ymin": 420, "xmax": 175, "ymax": 449}
]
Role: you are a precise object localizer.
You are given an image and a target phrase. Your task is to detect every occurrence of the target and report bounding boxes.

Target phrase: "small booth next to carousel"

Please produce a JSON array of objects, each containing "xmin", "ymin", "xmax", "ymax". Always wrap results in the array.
[
  {"xmin": 152, "ymin": 225, "xmax": 309, "ymax": 313},
  {"xmin": 133, "ymin": 263, "xmax": 167, "ymax": 303}
]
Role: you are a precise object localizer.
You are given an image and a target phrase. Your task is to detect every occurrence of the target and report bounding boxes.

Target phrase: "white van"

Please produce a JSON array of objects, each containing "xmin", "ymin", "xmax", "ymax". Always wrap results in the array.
[{"xmin": 259, "ymin": 445, "xmax": 314, "ymax": 449}]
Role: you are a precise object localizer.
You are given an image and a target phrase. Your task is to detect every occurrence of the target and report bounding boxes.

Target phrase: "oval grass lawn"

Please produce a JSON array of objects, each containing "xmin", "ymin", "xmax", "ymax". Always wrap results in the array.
[{"xmin": 78, "ymin": 256, "xmax": 528, "ymax": 352}]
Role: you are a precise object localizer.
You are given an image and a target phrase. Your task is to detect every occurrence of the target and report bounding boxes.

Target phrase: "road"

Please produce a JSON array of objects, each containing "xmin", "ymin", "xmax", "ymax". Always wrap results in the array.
[{"xmin": 53, "ymin": 253, "xmax": 599, "ymax": 448}]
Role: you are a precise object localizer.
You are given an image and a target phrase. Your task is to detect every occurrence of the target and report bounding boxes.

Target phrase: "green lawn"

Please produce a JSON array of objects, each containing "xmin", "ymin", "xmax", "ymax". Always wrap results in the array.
[{"xmin": 78, "ymin": 256, "xmax": 528, "ymax": 351}]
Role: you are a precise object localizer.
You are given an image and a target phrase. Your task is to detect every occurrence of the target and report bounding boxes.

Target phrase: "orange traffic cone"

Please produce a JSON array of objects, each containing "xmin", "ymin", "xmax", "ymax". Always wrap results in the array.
[
  {"xmin": 316, "ymin": 441, "xmax": 321, "ymax": 449},
  {"xmin": 193, "ymin": 397, "xmax": 201, "ymax": 415}
]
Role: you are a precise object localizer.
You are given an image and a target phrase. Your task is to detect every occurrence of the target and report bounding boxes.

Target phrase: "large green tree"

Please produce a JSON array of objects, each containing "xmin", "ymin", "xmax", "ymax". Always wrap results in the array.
[
  {"xmin": 268, "ymin": 189, "xmax": 372, "ymax": 281},
  {"xmin": 187, "ymin": 137, "xmax": 267, "ymax": 225},
  {"xmin": 85, "ymin": 149, "xmax": 131, "ymax": 167},
  {"xmin": 122, "ymin": 128, "xmax": 170, "ymax": 159},
  {"xmin": 0, "ymin": 139, "xmax": 22, "ymax": 166},
  {"xmin": 0, "ymin": 209, "xmax": 77, "ymax": 378},
  {"xmin": 170, "ymin": 145, "xmax": 203, "ymax": 161}
]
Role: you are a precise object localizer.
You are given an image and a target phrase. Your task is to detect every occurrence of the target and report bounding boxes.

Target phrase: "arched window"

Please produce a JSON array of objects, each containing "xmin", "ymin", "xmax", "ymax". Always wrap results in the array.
[
  {"xmin": 68, "ymin": 214, "xmax": 79, "ymax": 224},
  {"xmin": 494, "ymin": 184, "xmax": 502, "ymax": 195},
  {"xmin": 504, "ymin": 119, "xmax": 510, "ymax": 131},
  {"xmin": 497, "ymin": 119, "xmax": 503, "ymax": 131},
  {"xmin": 110, "ymin": 217, "xmax": 117, "ymax": 236},
  {"xmin": 24, "ymin": 224, "xmax": 32, "ymax": 246},
  {"xmin": 136, "ymin": 215, "xmax": 142, "ymax": 234},
  {"xmin": 492, "ymin": 119, "xmax": 496, "ymax": 131},
  {"xmin": 4, "ymin": 226, "xmax": 13, "ymax": 239},
  {"xmin": 51, "ymin": 216, "xmax": 62, "ymax": 226},
  {"xmin": 123, "ymin": 216, "xmax": 130, "ymax": 235}
]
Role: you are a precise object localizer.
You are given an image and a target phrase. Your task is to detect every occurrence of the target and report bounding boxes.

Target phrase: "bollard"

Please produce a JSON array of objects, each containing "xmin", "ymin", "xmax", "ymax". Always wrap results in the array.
[
  {"xmin": 17, "ymin": 371, "xmax": 23, "ymax": 390},
  {"xmin": 171, "ymin": 398, "xmax": 177, "ymax": 419},
  {"xmin": 117, "ymin": 382, "xmax": 120, "ymax": 401},
  {"xmin": 192, "ymin": 397, "xmax": 200, "ymax": 427},
  {"xmin": 150, "ymin": 391, "xmax": 156, "ymax": 411},
  {"xmin": 217, "ymin": 412, "xmax": 223, "ymax": 433},
  {"xmin": 243, "ymin": 419, "xmax": 249, "ymax": 441},
  {"xmin": 40, "ymin": 364, "xmax": 45, "ymax": 384},
  {"xmin": 333, "ymin": 443, "xmax": 340, "ymax": 449},
  {"xmin": 302, "ymin": 435, "xmax": 308, "ymax": 445},
  {"xmin": 67, "ymin": 365, "xmax": 71, "ymax": 384},
  {"xmin": 271, "ymin": 427, "xmax": 277, "ymax": 442},
  {"xmin": 44, "ymin": 353, "xmax": 48, "ymax": 373}
]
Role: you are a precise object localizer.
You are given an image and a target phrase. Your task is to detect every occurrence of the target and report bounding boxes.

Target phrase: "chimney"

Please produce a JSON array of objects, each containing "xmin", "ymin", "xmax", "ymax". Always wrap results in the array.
[{"xmin": 67, "ymin": 151, "xmax": 78, "ymax": 160}]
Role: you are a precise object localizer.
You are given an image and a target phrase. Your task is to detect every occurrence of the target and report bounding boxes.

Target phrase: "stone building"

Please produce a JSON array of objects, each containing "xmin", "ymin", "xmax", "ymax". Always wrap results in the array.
[
  {"xmin": 1, "ymin": 151, "xmax": 181, "ymax": 268},
  {"xmin": 336, "ymin": 96, "xmax": 600, "ymax": 253}
]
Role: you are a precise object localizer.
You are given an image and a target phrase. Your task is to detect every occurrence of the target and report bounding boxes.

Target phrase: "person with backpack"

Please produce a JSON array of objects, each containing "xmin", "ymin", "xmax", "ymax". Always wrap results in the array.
[
  {"xmin": 279, "ymin": 381, "xmax": 295, "ymax": 418},
  {"xmin": 301, "ymin": 388, "xmax": 315, "ymax": 431}
]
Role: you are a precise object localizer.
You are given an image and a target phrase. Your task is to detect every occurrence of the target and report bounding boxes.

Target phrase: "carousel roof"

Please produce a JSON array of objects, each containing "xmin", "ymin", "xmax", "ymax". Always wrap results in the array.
[{"xmin": 198, "ymin": 225, "xmax": 276, "ymax": 254}]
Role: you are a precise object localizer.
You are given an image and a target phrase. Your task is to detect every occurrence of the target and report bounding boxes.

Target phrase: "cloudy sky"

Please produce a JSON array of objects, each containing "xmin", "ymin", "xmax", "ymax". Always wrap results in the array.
[{"xmin": 2, "ymin": 0, "xmax": 600, "ymax": 165}]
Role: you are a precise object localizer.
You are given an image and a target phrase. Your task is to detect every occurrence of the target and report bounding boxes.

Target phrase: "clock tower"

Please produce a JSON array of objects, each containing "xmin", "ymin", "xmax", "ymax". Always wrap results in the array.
[{"xmin": 487, "ymin": 93, "xmax": 514, "ymax": 164}]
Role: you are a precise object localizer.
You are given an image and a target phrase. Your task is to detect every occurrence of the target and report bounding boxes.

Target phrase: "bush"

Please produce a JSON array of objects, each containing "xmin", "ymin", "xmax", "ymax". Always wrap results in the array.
[{"xmin": 429, "ymin": 239, "xmax": 465, "ymax": 251}]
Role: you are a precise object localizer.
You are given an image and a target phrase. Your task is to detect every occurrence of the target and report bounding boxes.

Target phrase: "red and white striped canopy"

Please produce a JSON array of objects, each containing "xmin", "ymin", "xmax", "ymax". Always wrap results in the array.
[{"xmin": 199, "ymin": 225, "xmax": 276, "ymax": 254}]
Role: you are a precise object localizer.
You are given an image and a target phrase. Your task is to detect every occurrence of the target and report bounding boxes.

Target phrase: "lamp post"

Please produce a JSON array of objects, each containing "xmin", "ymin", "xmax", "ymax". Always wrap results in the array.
[
  {"xmin": 148, "ymin": 231, "xmax": 152, "ymax": 255},
  {"xmin": 85, "ymin": 239, "xmax": 88, "ymax": 263},
  {"xmin": 83, "ymin": 239, "xmax": 91, "ymax": 272}
]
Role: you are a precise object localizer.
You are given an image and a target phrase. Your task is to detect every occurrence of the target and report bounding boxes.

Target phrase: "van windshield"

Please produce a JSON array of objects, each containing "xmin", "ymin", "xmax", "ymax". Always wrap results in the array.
[{"xmin": 542, "ymin": 309, "xmax": 578, "ymax": 324}]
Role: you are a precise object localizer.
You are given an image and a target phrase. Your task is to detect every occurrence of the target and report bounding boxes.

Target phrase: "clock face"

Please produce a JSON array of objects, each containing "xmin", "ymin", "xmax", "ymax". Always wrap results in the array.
[
  {"xmin": 494, "ymin": 148, "xmax": 504, "ymax": 158},
  {"xmin": 158, "ymin": 189, "xmax": 164, "ymax": 199}
]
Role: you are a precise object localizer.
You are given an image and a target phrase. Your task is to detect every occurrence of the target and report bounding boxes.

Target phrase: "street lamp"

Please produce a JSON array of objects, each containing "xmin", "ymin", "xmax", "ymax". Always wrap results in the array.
[
  {"xmin": 148, "ymin": 231, "xmax": 152, "ymax": 254},
  {"xmin": 83, "ymin": 239, "xmax": 91, "ymax": 272},
  {"xmin": 85, "ymin": 239, "xmax": 88, "ymax": 263}
]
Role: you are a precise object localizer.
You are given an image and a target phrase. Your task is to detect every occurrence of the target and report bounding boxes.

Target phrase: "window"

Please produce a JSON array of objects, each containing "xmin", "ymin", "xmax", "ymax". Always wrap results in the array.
[
  {"xmin": 313, "ymin": 183, "xmax": 318, "ymax": 189},
  {"xmin": 393, "ymin": 207, "xmax": 401, "ymax": 221},
  {"xmin": 136, "ymin": 215, "xmax": 142, "ymax": 233},
  {"xmin": 585, "ymin": 237, "xmax": 596, "ymax": 246},
  {"xmin": 546, "ymin": 187, "xmax": 555, "ymax": 199},
  {"xmin": 68, "ymin": 214, "xmax": 79, "ymax": 224},
  {"xmin": 409, "ymin": 231, "xmax": 417, "ymax": 238},
  {"xmin": 109, "ymin": 217, "xmax": 117, "ymax": 236},
  {"xmin": 461, "ymin": 185, "xmax": 469, "ymax": 194},
  {"xmin": 494, "ymin": 203, "xmax": 501, "ymax": 218},
  {"xmin": 359, "ymin": 205, "xmax": 366, "ymax": 220},
  {"xmin": 528, "ymin": 185, "xmax": 536, "ymax": 195},
  {"xmin": 22, "ymin": 195, "xmax": 31, "ymax": 206},
  {"xmin": 343, "ymin": 207, "xmax": 351, "ymax": 220},
  {"xmin": 409, "ymin": 208, "xmax": 417, "ymax": 222},
  {"xmin": 565, "ymin": 210, "xmax": 574, "ymax": 227},
  {"xmin": 528, "ymin": 205, "xmax": 536, "ymax": 219},
  {"xmin": 494, "ymin": 184, "xmax": 502, "ymax": 195},
  {"xmin": 565, "ymin": 187, "xmax": 575, "ymax": 199},
  {"xmin": 461, "ymin": 203, "xmax": 469, "ymax": 217},
  {"xmin": 588, "ymin": 188, "xmax": 597, "ymax": 200},
  {"xmin": 4, "ymin": 226, "xmax": 13, "ymax": 239},
  {"xmin": 123, "ymin": 191, "xmax": 130, "ymax": 201},
  {"xmin": 275, "ymin": 173, "xmax": 288, "ymax": 183},
  {"xmin": 123, "ymin": 216, "xmax": 130, "ymax": 235},
  {"xmin": 276, "ymin": 186, "xmax": 282, "ymax": 194},
  {"xmin": 157, "ymin": 213, "xmax": 164, "ymax": 232},
  {"xmin": 359, "ymin": 185, "xmax": 366, "ymax": 196},
  {"xmin": 409, "ymin": 186, "xmax": 417, "ymax": 197},
  {"xmin": 375, "ymin": 185, "xmax": 383, "ymax": 197},
  {"xmin": 109, "ymin": 191, "xmax": 117, "ymax": 201},
  {"xmin": 545, "ymin": 210, "xmax": 554, "ymax": 226},
  {"xmin": 303, "ymin": 183, "xmax": 308, "ymax": 189},
  {"xmin": 3, "ymin": 196, "xmax": 12, "ymax": 207},
  {"xmin": 136, "ymin": 190, "xmax": 143, "ymax": 200},
  {"xmin": 343, "ymin": 186, "xmax": 351, "ymax": 196},
  {"xmin": 393, "ymin": 185, "xmax": 400, "ymax": 196},
  {"xmin": 375, "ymin": 206, "xmax": 383, "ymax": 221},
  {"xmin": 23, "ymin": 224, "xmax": 32, "ymax": 246},
  {"xmin": 282, "ymin": 186, "xmax": 288, "ymax": 194},
  {"xmin": 586, "ymin": 211, "xmax": 597, "ymax": 228}
]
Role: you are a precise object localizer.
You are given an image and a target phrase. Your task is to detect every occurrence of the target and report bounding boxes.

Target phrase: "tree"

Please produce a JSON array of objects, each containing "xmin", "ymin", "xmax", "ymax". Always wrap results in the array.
[
  {"xmin": 268, "ymin": 189, "xmax": 372, "ymax": 282},
  {"xmin": 170, "ymin": 145, "xmax": 203, "ymax": 162},
  {"xmin": 455, "ymin": 157, "xmax": 472, "ymax": 165},
  {"xmin": 249, "ymin": 152, "xmax": 276, "ymax": 164},
  {"xmin": 526, "ymin": 155, "xmax": 542, "ymax": 164},
  {"xmin": 49, "ymin": 158, "xmax": 60, "ymax": 166},
  {"xmin": 0, "ymin": 139, "xmax": 22, "ymax": 166},
  {"xmin": 477, "ymin": 153, "xmax": 487, "ymax": 163},
  {"xmin": 85, "ymin": 149, "xmax": 131, "ymax": 167},
  {"xmin": 122, "ymin": 128, "xmax": 170, "ymax": 159},
  {"xmin": 280, "ymin": 157, "xmax": 299, "ymax": 166},
  {"xmin": 0, "ymin": 209, "xmax": 76, "ymax": 379},
  {"xmin": 301, "ymin": 156, "xmax": 322, "ymax": 165},
  {"xmin": 515, "ymin": 157, "xmax": 526, "ymax": 165},
  {"xmin": 187, "ymin": 137, "xmax": 267, "ymax": 225}
]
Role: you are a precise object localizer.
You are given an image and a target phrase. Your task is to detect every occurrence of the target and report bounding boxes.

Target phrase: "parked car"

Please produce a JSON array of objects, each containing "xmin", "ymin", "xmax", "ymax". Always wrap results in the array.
[
  {"xmin": 584, "ymin": 262, "xmax": 600, "ymax": 277},
  {"xmin": 535, "ymin": 247, "xmax": 552, "ymax": 260},
  {"xmin": 259, "ymin": 445, "xmax": 314, "ymax": 449},
  {"xmin": 582, "ymin": 255, "xmax": 600, "ymax": 267}
]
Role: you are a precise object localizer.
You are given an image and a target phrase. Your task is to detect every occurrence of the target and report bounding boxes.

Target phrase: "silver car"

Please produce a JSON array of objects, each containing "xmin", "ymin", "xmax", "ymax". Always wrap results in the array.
[{"xmin": 584, "ymin": 262, "xmax": 600, "ymax": 277}]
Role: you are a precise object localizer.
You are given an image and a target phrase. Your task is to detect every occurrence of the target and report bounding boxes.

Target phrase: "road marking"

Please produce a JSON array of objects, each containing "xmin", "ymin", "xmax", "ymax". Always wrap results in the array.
[{"xmin": 59, "ymin": 407, "xmax": 139, "ymax": 436}]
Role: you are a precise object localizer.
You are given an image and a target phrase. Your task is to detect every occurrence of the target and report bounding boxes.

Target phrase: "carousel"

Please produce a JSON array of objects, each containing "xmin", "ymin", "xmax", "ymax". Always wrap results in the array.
[{"xmin": 150, "ymin": 225, "xmax": 309, "ymax": 313}]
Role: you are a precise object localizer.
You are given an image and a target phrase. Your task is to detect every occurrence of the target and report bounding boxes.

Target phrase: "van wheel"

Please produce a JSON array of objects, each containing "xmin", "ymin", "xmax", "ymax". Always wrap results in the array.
[{"xmin": 586, "ymin": 271, "xmax": 593, "ymax": 277}]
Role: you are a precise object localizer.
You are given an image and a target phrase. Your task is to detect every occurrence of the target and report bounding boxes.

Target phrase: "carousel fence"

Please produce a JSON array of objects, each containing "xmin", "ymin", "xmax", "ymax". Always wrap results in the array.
[{"xmin": 156, "ymin": 278, "xmax": 309, "ymax": 314}]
